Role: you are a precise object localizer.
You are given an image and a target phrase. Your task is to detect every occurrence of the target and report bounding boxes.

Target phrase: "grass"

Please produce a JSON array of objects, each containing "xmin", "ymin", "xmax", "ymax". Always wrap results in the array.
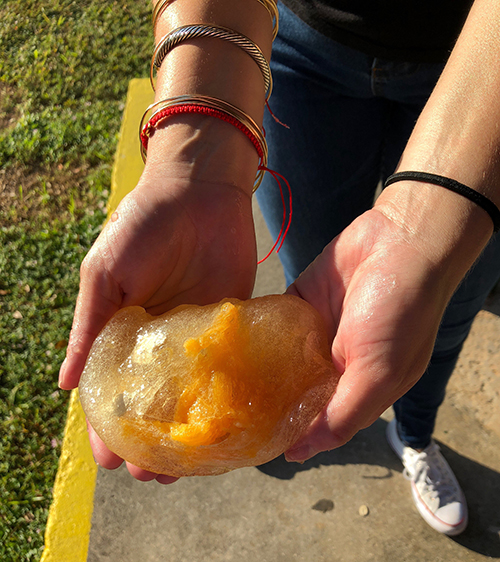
[
  {"xmin": 0, "ymin": 1, "xmax": 153, "ymax": 560},
  {"xmin": 0, "ymin": 217, "xmax": 102, "ymax": 560}
]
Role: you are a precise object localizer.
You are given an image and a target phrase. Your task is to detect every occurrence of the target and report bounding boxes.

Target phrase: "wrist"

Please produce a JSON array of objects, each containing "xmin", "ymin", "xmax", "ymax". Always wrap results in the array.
[
  {"xmin": 143, "ymin": 111, "xmax": 260, "ymax": 197},
  {"xmin": 384, "ymin": 171, "xmax": 500, "ymax": 234},
  {"xmin": 375, "ymin": 179, "xmax": 492, "ymax": 287}
]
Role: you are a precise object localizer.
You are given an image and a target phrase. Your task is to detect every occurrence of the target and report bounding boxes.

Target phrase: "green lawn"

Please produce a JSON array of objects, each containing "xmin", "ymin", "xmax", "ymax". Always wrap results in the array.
[{"xmin": 0, "ymin": 2, "xmax": 152, "ymax": 560}]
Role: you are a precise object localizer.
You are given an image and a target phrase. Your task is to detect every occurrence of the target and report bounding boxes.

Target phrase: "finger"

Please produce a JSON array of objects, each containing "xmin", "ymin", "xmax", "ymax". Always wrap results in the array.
[
  {"xmin": 156, "ymin": 474, "xmax": 180, "ymax": 485},
  {"xmin": 125, "ymin": 462, "xmax": 158, "ymax": 482},
  {"xmin": 286, "ymin": 272, "xmax": 341, "ymax": 343},
  {"xmin": 87, "ymin": 421, "xmax": 123, "ymax": 469},
  {"xmin": 59, "ymin": 250, "xmax": 123, "ymax": 390}
]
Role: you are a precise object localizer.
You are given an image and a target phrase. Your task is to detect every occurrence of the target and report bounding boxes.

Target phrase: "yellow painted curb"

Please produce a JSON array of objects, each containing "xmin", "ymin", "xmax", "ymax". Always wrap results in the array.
[
  {"xmin": 40, "ymin": 390, "xmax": 97, "ymax": 562},
  {"xmin": 108, "ymin": 79, "xmax": 155, "ymax": 215},
  {"xmin": 41, "ymin": 79, "xmax": 153, "ymax": 562}
]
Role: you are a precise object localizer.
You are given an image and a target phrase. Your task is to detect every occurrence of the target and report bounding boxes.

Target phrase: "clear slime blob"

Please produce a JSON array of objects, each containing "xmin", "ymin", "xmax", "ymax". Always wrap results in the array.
[{"xmin": 78, "ymin": 295, "xmax": 339, "ymax": 477}]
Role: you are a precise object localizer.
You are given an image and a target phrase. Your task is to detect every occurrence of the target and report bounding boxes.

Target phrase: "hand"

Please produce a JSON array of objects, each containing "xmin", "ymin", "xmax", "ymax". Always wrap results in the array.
[
  {"xmin": 284, "ymin": 192, "xmax": 488, "ymax": 462},
  {"xmin": 59, "ymin": 160, "xmax": 257, "ymax": 481}
]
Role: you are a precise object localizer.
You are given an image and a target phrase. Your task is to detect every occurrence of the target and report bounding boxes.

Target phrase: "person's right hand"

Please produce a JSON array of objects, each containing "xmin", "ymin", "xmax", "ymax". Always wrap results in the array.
[{"xmin": 58, "ymin": 116, "xmax": 259, "ymax": 482}]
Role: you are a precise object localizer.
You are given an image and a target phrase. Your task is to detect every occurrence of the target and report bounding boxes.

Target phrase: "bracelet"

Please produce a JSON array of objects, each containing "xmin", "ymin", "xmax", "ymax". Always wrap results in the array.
[
  {"xmin": 152, "ymin": 0, "xmax": 175, "ymax": 34},
  {"xmin": 151, "ymin": 0, "xmax": 279, "ymax": 40},
  {"xmin": 255, "ymin": 0, "xmax": 279, "ymax": 40},
  {"xmin": 139, "ymin": 94, "xmax": 292, "ymax": 261},
  {"xmin": 384, "ymin": 171, "xmax": 500, "ymax": 233},
  {"xmin": 151, "ymin": 24, "xmax": 272, "ymax": 100},
  {"xmin": 139, "ymin": 95, "xmax": 268, "ymax": 191}
]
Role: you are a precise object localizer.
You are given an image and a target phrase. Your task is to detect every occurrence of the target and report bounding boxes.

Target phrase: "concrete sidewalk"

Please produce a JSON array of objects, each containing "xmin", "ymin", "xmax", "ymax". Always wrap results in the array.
[
  {"xmin": 88, "ymin": 411, "xmax": 500, "ymax": 562},
  {"xmin": 43, "ymin": 79, "xmax": 500, "ymax": 562}
]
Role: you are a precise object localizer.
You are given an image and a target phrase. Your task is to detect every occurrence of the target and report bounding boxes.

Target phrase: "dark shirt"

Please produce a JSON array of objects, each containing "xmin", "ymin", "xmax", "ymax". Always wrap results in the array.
[{"xmin": 281, "ymin": 0, "xmax": 474, "ymax": 62}]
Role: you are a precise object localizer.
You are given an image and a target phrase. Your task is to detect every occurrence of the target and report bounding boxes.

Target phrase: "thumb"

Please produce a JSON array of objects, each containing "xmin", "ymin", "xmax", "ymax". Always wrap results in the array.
[
  {"xmin": 284, "ymin": 362, "xmax": 401, "ymax": 462},
  {"xmin": 59, "ymin": 253, "xmax": 122, "ymax": 390}
]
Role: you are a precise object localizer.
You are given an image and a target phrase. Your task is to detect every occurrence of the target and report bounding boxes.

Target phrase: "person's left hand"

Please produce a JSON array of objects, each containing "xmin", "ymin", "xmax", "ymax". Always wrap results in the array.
[{"xmin": 283, "ymin": 198, "xmax": 481, "ymax": 462}]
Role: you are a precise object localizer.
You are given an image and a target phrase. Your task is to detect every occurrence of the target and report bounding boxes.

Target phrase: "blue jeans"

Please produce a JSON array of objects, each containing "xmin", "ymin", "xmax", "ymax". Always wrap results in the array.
[{"xmin": 257, "ymin": 4, "xmax": 500, "ymax": 449}]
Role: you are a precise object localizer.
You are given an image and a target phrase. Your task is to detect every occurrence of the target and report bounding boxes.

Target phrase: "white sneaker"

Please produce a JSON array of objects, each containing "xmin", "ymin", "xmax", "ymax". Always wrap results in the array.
[{"xmin": 386, "ymin": 418, "xmax": 468, "ymax": 536}]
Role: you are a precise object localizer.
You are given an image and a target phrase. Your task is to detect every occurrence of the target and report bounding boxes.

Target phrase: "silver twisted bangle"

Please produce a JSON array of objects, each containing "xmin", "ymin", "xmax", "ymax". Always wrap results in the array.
[{"xmin": 150, "ymin": 24, "xmax": 273, "ymax": 99}]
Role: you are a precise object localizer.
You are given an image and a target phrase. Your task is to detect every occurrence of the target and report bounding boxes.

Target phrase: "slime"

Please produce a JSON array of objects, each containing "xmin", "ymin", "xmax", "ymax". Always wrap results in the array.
[{"xmin": 79, "ymin": 295, "xmax": 339, "ymax": 476}]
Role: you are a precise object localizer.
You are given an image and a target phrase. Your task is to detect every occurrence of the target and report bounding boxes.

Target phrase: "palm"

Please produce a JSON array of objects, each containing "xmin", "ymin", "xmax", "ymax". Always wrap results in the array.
[{"xmin": 95, "ymin": 177, "xmax": 257, "ymax": 315}]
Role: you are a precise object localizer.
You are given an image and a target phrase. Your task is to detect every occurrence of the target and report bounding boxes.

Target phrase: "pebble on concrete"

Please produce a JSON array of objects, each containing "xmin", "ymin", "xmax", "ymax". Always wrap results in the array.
[{"xmin": 358, "ymin": 505, "xmax": 370, "ymax": 517}]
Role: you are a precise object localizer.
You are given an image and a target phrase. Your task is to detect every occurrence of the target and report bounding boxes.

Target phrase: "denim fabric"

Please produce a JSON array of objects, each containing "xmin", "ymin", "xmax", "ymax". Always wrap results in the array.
[
  {"xmin": 256, "ymin": 3, "xmax": 500, "ymax": 448},
  {"xmin": 394, "ymin": 234, "xmax": 500, "ymax": 448}
]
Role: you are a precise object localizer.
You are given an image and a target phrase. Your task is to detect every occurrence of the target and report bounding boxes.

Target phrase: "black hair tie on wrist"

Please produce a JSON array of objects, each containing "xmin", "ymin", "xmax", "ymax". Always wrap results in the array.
[{"xmin": 384, "ymin": 171, "xmax": 500, "ymax": 233}]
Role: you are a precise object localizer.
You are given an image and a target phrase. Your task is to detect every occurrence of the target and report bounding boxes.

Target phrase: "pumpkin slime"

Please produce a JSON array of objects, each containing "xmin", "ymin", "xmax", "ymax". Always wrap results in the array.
[{"xmin": 79, "ymin": 295, "xmax": 339, "ymax": 477}]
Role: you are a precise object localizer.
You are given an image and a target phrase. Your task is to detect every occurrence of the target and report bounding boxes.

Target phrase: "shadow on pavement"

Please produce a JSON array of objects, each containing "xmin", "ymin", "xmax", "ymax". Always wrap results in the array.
[
  {"xmin": 257, "ymin": 417, "xmax": 500, "ymax": 559},
  {"xmin": 484, "ymin": 285, "xmax": 500, "ymax": 316}
]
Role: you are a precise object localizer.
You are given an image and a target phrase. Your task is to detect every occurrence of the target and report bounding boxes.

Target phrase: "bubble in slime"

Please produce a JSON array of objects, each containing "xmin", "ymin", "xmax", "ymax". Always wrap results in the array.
[{"xmin": 79, "ymin": 295, "xmax": 339, "ymax": 477}]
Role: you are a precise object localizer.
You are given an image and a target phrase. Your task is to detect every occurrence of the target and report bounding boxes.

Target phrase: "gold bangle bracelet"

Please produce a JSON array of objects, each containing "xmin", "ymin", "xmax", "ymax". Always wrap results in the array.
[
  {"xmin": 152, "ymin": 0, "xmax": 279, "ymax": 40},
  {"xmin": 152, "ymin": 0, "xmax": 175, "ymax": 35},
  {"xmin": 255, "ymin": 0, "xmax": 279, "ymax": 40},
  {"xmin": 139, "ymin": 95, "xmax": 268, "ymax": 191},
  {"xmin": 150, "ymin": 24, "xmax": 273, "ymax": 100}
]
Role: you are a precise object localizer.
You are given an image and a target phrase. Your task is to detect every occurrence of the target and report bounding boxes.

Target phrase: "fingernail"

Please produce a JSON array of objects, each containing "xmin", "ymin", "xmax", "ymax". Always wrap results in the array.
[
  {"xmin": 285, "ymin": 444, "xmax": 312, "ymax": 463},
  {"xmin": 58, "ymin": 358, "xmax": 67, "ymax": 388}
]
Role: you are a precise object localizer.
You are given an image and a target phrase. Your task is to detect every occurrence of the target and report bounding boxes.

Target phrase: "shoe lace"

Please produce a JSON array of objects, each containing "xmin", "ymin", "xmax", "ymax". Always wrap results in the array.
[{"xmin": 402, "ymin": 443, "xmax": 457, "ymax": 504}]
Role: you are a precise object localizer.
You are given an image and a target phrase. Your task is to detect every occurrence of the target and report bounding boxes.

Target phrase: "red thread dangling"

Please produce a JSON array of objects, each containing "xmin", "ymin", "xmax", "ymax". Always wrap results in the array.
[
  {"xmin": 256, "ymin": 167, "xmax": 292, "ymax": 264},
  {"xmin": 265, "ymin": 100, "xmax": 289, "ymax": 129}
]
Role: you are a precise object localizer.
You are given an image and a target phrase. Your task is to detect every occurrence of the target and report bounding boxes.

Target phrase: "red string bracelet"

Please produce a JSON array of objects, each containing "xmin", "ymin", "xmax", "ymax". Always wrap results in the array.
[
  {"xmin": 141, "ymin": 104, "xmax": 265, "ymax": 160},
  {"xmin": 140, "ymin": 101, "xmax": 292, "ymax": 263}
]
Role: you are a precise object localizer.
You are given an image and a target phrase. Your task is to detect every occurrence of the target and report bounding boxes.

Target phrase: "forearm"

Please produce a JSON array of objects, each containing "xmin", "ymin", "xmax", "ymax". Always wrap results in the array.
[
  {"xmin": 400, "ymin": 0, "xmax": 500, "ymax": 204},
  {"xmin": 144, "ymin": 0, "xmax": 274, "ymax": 196},
  {"xmin": 376, "ymin": 0, "xmax": 500, "ymax": 289}
]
